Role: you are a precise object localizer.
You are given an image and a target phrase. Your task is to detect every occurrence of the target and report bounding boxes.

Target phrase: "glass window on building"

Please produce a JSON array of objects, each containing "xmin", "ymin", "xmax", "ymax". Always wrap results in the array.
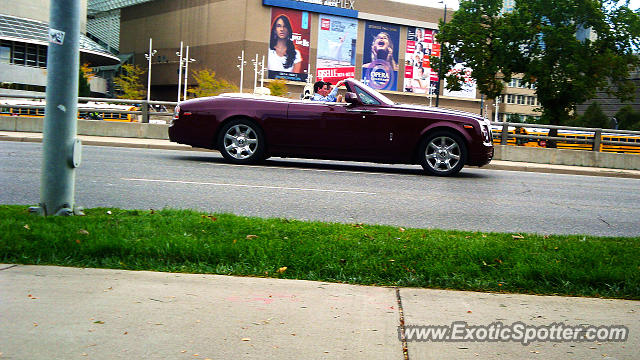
[
  {"xmin": 12, "ymin": 43, "xmax": 25, "ymax": 65},
  {"xmin": 38, "ymin": 45, "xmax": 47, "ymax": 67},
  {"xmin": 0, "ymin": 45, "xmax": 9, "ymax": 64},
  {"xmin": 26, "ymin": 44, "xmax": 37, "ymax": 67}
]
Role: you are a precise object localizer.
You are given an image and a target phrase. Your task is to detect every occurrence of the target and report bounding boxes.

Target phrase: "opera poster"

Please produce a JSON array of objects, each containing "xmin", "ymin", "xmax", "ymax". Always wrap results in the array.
[
  {"xmin": 404, "ymin": 27, "xmax": 439, "ymax": 95},
  {"xmin": 361, "ymin": 21, "xmax": 400, "ymax": 91},
  {"xmin": 268, "ymin": 7, "xmax": 310, "ymax": 82},
  {"xmin": 316, "ymin": 15, "xmax": 358, "ymax": 84}
]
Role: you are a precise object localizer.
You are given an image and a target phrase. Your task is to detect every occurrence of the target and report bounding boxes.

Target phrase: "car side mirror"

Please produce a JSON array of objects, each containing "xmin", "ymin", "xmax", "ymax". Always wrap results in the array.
[{"xmin": 344, "ymin": 92, "xmax": 359, "ymax": 105}]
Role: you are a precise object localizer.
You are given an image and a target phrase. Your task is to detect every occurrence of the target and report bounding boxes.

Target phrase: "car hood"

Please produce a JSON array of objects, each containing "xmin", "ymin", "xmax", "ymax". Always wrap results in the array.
[{"xmin": 393, "ymin": 103, "xmax": 486, "ymax": 122}]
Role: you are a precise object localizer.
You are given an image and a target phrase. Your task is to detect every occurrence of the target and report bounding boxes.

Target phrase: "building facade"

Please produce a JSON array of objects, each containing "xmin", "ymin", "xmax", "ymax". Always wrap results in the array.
[
  {"xmin": 119, "ymin": 0, "xmax": 488, "ymax": 114},
  {"xmin": 0, "ymin": 0, "xmax": 120, "ymax": 97}
]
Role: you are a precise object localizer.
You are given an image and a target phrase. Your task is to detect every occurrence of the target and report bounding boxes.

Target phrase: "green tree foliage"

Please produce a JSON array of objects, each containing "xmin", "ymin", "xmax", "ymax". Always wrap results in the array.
[
  {"xmin": 267, "ymin": 79, "xmax": 288, "ymax": 97},
  {"xmin": 615, "ymin": 105, "xmax": 640, "ymax": 130},
  {"xmin": 113, "ymin": 64, "xmax": 146, "ymax": 100},
  {"xmin": 572, "ymin": 102, "xmax": 611, "ymax": 128},
  {"xmin": 187, "ymin": 69, "xmax": 238, "ymax": 98},
  {"xmin": 435, "ymin": 0, "xmax": 640, "ymax": 128},
  {"xmin": 78, "ymin": 68, "xmax": 91, "ymax": 97}
]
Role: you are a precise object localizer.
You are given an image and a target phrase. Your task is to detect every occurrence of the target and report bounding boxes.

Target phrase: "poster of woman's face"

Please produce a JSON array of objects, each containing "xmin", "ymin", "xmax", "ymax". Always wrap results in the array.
[
  {"xmin": 361, "ymin": 21, "xmax": 400, "ymax": 91},
  {"xmin": 268, "ymin": 8, "xmax": 310, "ymax": 82}
]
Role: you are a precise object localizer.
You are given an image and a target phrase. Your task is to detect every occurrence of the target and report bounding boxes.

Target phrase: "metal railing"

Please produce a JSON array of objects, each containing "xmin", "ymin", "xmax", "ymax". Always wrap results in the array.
[
  {"xmin": 1, "ymin": 94, "xmax": 177, "ymax": 123},
  {"xmin": 490, "ymin": 122, "xmax": 640, "ymax": 152}
]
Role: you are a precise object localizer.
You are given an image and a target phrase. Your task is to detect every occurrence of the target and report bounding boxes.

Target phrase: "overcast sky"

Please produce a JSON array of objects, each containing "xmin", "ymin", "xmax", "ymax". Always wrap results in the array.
[{"xmin": 389, "ymin": 0, "xmax": 640, "ymax": 11}]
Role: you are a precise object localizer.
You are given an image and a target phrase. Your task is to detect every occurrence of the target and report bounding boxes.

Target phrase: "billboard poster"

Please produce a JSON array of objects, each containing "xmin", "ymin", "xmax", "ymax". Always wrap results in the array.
[
  {"xmin": 403, "ymin": 27, "xmax": 439, "ymax": 95},
  {"xmin": 361, "ymin": 21, "xmax": 400, "ymax": 91},
  {"xmin": 268, "ymin": 7, "xmax": 310, "ymax": 82},
  {"xmin": 316, "ymin": 15, "xmax": 358, "ymax": 84},
  {"xmin": 443, "ymin": 58, "xmax": 477, "ymax": 98}
]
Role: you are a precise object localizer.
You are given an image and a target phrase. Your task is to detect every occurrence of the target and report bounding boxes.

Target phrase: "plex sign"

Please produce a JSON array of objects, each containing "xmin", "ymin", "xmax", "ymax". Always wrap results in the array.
[
  {"xmin": 294, "ymin": 0, "xmax": 355, "ymax": 9},
  {"xmin": 263, "ymin": 0, "xmax": 358, "ymax": 18}
]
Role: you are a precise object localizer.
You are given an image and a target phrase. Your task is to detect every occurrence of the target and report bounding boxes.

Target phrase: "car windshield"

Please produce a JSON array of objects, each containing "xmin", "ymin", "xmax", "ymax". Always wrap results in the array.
[{"xmin": 347, "ymin": 79, "xmax": 395, "ymax": 106}]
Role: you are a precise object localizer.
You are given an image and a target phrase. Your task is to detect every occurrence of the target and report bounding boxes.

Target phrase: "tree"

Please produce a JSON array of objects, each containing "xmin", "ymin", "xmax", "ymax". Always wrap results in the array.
[
  {"xmin": 78, "ymin": 68, "xmax": 91, "ymax": 98},
  {"xmin": 435, "ymin": 0, "xmax": 640, "ymax": 133},
  {"xmin": 573, "ymin": 102, "xmax": 611, "ymax": 128},
  {"xmin": 187, "ymin": 69, "xmax": 238, "ymax": 98},
  {"xmin": 615, "ymin": 105, "xmax": 640, "ymax": 130},
  {"xmin": 266, "ymin": 79, "xmax": 288, "ymax": 97},
  {"xmin": 113, "ymin": 64, "xmax": 146, "ymax": 100}
]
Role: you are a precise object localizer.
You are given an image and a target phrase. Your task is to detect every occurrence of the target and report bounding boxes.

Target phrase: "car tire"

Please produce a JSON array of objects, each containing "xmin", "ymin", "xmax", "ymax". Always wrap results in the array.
[
  {"xmin": 418, "ymin": 131, "xmax": 467, "ymax": 176},
  {"xmin": 217, "ymin": 118, "xmax": 266, "ymax": 164}
]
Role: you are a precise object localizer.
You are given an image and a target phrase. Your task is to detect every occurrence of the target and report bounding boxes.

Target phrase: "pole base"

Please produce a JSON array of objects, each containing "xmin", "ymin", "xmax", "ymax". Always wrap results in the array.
[{"xmin": 28, "ymin": 205, "xmax": 85, "ymax": 216}]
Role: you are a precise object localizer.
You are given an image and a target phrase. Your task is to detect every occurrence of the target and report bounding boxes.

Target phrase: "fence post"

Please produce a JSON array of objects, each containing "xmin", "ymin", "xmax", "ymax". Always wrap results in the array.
[
  {"xmin": 141, "ymin": 101, "xmax": 149, "ymax": 123},
  {"xmin": 501, "ymin": 122, "xmax": 509, "ymax": 145},
  {"xmin": 592, "ymin": 129, "xmax": 602, "ymax": 152}
]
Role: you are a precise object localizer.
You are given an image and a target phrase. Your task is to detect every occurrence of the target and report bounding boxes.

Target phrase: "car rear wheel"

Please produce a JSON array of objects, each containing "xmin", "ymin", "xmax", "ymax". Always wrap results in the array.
[
  {"xmin": 419, "ymin": 131, "xmax": 467, "ymax": 176},
  {"xmin": 217, "ymin": 119, "xmax": 265, "ymax": 164}
]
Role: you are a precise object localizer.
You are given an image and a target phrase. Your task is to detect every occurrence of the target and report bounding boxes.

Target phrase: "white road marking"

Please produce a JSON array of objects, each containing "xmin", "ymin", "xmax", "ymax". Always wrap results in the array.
[
  {"xmin": 122, "ymin": 178, "xmax": 376, "ymax": 195},
  {"xmin": 198, "ymin": 161, "xmax": 414, "ymax": 176}
]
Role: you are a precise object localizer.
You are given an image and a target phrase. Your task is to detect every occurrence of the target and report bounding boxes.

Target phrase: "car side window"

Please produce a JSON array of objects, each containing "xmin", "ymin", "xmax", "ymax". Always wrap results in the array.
[{"xmin": 354, "ymin": 86, "xmax": 380, "ymax": 105}]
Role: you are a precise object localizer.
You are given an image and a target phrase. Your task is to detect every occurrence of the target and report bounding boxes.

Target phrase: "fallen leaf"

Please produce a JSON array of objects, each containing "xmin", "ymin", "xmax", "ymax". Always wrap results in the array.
[
  {"xmin": 467, "ymin": 310, "xmax": 472, "ymax": 313},
  {"xmin": 78, "ymin": 229, "xmax": 89, "ymax": 235},
  {"xmin": 75, "ymin": 239, "xmax": 81, "ymax": 244},
  {"xmin": 398, "ymin": 227, "xmax": 405, "ymax": 232},
  {"xmin": 33, "ymin": 322, "xmax": 38, "ymax": 327},
  {"xmin": 277, "ymin": 266, "xmax": 287, "ymax": 274},
  {"xmin": 512, "ymin": 234, "xmax": 525, "ymax": 239},
  {"xmin": 93, "ymin": 321, "xmax": 105, "ymax": 324},
  {"xmin": 202, "ymin": 215, "xmax": 217, "ymax": 222},
  {"xmin": 246, "ymin": 235, "xmax": 258, "ymax": 239},
  {"xmin": 241, "ymin": 338, "xmax": 251, "ymax": 341},
  {"xmin": 352, "ymin": 223, "xmax": 364, "ymax": 229},
  {"xmin": 23, "ymin": 224, "xmax": 30, "ymax": 230},
  {"xmin": 106, "ymin": 210, "xmax": 112, "ymax": 215},
  {"xmin": 124, "ymin": 331, "xmax": 128, "ymax": 335}
]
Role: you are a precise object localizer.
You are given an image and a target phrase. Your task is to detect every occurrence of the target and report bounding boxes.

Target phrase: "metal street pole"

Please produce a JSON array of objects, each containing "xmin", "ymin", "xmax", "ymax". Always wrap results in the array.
[
  {"xmin": 435, "ymin": 3, "xmax": 447, "ymax": 107},
  {"xmin": 237, "ymin": 50, "xmax": 245, "ymax": 93},
  {"xmin": 32, "ymin": 0, "xmax": 82, "ymax": 216},
  {"xmin": 183, "ymin": 48, "xmax": 196, "ymax": 101},
  {"xmin": 253, "ymin": 54, "xmax": 258, "ymax": 94},
  {"xmin": 176, "ymin": 41, "xmax": 183, "ymax": 102},
  {"xmin": 183, "ymin": 46, "xmax": 190, "ymax": 100},
  {"xmin": 260, "ymin": 55, "xmax": 265, "ymax": 90},
  {"xmin": 145, "ymin": 37, "xmax": 156, "ymax": 103}
]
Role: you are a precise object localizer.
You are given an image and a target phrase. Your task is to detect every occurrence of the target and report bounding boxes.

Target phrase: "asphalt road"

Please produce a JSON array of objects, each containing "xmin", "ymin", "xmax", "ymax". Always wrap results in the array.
[{"xmin": 2, "ymin": 141, "xmax": 639, "ymax": 237}]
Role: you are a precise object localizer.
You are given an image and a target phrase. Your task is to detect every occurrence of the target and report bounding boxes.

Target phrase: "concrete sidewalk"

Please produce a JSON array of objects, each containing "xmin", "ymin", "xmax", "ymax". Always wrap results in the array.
[
  {"xmin": 2, "ymin": 130, "xmax": 640, "ymax": 179},
  {"xmin": 0, "ymin": 264, "xmax": 638, "ymax": 360}
]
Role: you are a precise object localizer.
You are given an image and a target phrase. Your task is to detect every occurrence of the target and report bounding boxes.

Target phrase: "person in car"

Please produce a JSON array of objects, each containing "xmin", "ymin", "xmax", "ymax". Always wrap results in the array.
[{"xmin": 312, "ymin": 80, "xmax": 345, "ymax": 102}]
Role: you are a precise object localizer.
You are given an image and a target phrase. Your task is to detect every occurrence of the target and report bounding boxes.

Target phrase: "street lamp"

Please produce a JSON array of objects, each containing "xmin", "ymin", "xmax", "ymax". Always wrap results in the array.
[
  {"xmin": 435, "ymin": 0, "xmax": 447, "ymax": 107},
  {"xmin": 176, "ymin": 41, "xmax": 183, "ymax": 102},
  {"xmin": 182, "ymin": 46, "xmax": 196, "ymax": 100},
  {"xmin": 237, "ymin": 50, "xmax": 246, "ymax": 93},
  {"xmin": 144, "ymin": 37, "xmax": 157, "ymax": 103}
]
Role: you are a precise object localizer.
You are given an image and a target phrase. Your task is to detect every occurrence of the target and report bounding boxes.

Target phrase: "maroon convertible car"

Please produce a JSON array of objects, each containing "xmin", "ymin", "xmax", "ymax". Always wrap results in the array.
[{"xmin": 169, "ymin": 78, "xmax": 493, "ymax": 176}]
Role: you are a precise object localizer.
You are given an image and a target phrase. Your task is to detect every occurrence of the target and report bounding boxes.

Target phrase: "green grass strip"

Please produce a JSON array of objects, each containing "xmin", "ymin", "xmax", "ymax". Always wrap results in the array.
[{"xmin": 1, "ymin": 205, "xmax": 638, "ymax": 299}]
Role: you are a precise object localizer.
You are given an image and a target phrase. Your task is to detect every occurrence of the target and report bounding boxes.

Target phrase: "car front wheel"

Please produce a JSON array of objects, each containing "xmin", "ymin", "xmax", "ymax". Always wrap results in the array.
[
  {"xmin": 419, "ymin": 131, "xmax": 467, "ymax": 176},
  {"xmin": 217, "ymin": 119, "xmax": 265, "ymax": 164}
]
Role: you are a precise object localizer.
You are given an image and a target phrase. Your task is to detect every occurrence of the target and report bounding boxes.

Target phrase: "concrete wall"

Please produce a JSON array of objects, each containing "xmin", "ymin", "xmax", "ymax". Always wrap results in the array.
[
  {"xmin": 0, "ymin": 116, "xmax": 169, "ymax": 140},
  {"xmin": 2, "ymin": 116, "xmax": 639, "ymax": 170}
]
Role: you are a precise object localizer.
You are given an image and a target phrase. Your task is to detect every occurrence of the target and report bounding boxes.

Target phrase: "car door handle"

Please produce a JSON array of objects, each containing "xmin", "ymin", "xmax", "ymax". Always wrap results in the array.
[{"xmin": 346, "ymin": 109, "xmax": 377, "ymax": 114}]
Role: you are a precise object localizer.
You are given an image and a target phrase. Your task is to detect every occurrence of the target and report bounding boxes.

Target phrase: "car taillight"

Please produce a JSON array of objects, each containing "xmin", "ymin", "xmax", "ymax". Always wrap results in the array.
[{"xmin": 171, "ymin": 105, "xmax": 180, "ymax": 124}]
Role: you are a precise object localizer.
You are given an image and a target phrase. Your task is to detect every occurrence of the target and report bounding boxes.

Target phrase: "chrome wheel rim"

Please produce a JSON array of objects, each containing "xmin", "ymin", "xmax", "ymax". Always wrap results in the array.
[
  {"xmin": 425, "ymin": 136, "xmax": 461, "ymax": 172},
  {"xmin": 223, "ymin": 124, "xmax": 258, "ymax": 160}
]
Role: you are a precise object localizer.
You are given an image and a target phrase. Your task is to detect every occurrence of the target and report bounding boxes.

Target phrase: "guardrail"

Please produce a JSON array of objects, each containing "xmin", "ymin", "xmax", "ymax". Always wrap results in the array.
[
  {"xmin": 1, "ymin": 94, "xmax": 177, "ymax": 124},
  {"xmin": 3, "ymin": 94, "xmax": 640, "ymax": 151},
  {"xmin": 489, "ymin": 122, "xmax": 640, "ymax": 152}
]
